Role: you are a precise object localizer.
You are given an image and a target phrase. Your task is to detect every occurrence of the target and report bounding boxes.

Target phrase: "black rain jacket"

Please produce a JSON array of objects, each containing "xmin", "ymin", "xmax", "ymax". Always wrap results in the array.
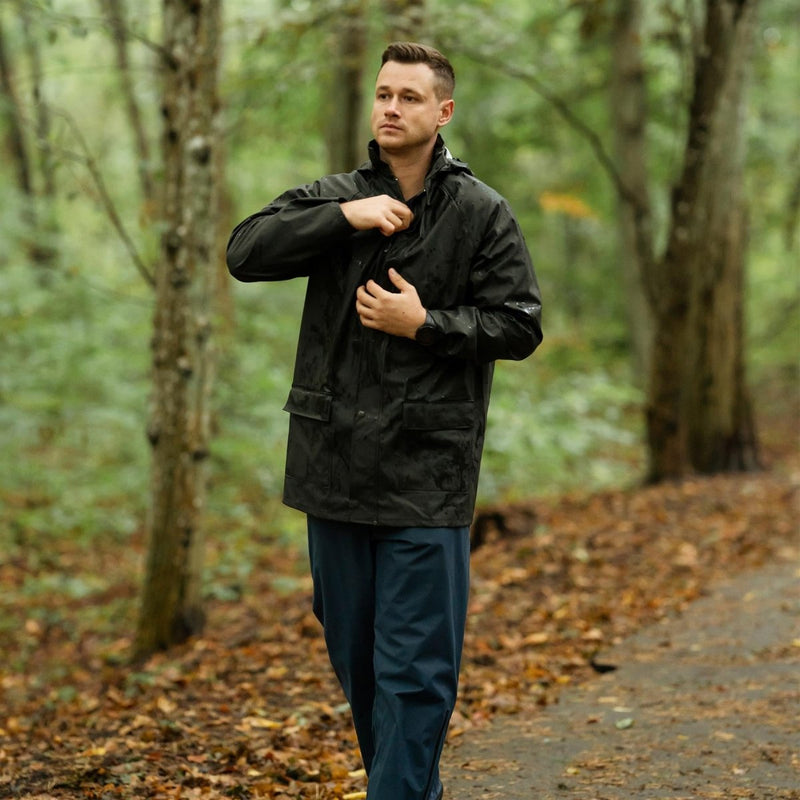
[{"xmin": 227, "ymin": 137, "xmax": 543, "ymax": 527}]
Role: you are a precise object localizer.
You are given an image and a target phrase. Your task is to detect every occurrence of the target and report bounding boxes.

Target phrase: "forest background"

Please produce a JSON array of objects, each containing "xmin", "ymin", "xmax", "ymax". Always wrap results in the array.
[
  {"xmin": 1, "ymin": 0, "xmax": 798, "ymax": 796},
  {"xmin": 2, "ymin": 0, "xmax": 797, "ymax": 597},
  {"xmin": 2, "ymin": 0, "xmax": 798, "ymax": 622}
]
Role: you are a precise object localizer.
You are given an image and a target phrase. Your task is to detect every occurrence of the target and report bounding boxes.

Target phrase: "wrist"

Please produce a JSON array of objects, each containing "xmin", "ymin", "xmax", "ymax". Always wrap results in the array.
[{"xmin": 414, "ymin": 310, "xmax": 440, "ymax": 346}]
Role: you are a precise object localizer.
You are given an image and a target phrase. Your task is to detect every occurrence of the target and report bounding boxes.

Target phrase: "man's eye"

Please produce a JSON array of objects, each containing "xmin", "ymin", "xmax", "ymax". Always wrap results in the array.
[{"xmin": 404, "ymin": 95, "xmax": 417, "ymax": 102}]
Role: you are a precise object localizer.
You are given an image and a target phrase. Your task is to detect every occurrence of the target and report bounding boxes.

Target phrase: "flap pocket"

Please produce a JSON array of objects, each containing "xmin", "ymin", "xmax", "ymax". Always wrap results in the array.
[
  {"xmin": 402, "ymin": 401, "xmax": 474, "ymax": 431},
  {"xmin": 283, "ymin": 387, "xmax": 332, "ymax": 422}
]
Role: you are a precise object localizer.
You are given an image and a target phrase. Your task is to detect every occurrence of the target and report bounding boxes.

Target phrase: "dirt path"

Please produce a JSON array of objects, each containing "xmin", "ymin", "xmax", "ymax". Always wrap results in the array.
[{"xmin": 441, "ymin": 558, "xmax": 800, "ymax": 800}]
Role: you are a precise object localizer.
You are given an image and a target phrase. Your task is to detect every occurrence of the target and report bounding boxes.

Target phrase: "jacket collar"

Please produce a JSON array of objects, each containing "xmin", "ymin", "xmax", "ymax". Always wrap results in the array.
[{"xmin": 362, "ymin": 135, "xmax": 471, "ymax": 184}]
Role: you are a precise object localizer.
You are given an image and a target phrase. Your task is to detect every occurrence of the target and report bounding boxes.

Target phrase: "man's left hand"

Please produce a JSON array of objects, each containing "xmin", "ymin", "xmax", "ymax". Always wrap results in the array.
[{"xmin": 355, "ymin": 268, "xmax": 427, "ymax": 339}]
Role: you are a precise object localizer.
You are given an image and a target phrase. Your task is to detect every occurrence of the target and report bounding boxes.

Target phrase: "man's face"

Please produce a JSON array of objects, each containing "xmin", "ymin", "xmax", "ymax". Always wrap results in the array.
[{"xmin": 370, "ymin": 60, "xmax": 454, "ymax": 156}]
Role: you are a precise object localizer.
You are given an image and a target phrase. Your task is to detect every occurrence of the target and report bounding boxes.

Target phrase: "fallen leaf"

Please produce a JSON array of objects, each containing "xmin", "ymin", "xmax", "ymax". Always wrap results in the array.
[
  {"xmin": 240, "ymin": 716, "xmax": 283, "ymax": 729},
  {"xmin": 156, "ymin": 695, "xmax": 177, "ymax": 714}
]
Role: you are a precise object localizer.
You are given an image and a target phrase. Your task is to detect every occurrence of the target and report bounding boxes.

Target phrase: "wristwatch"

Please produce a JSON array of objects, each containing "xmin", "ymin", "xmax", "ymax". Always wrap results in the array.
[{"xmin": 415, "ymin": 311, "xmax": 439, "ymax": 346}]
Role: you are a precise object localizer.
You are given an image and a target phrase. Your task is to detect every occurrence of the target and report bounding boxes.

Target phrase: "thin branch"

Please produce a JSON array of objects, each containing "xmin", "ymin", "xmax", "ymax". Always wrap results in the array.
[
  {"xmin": 26, "ymin": 6, "xmax": 171, "ymax": 62},
  {"xmin": 449, "ymin": 39, "xmax": 658, "ymax": 312},
  {"xmin": 54, "ymin": 107, "xmax": 155, "ymax": 288},
  {"xmin": 97, "ymin": 0, "xmax": 155, "ymax": 203},
  {"xmin": 455, "ymin": 45, "xmax": 641, "ymax": 210},
  {"xmin": 16, "ymin": 0, "xmax": 55, "ymax": 197},
  {"xmin": 784, "ymin": 148, "xmax": 800, "ymax": 251},
  {"xmin": 0, "ymin": 13, "xmax": 34, "ymax": 196}
]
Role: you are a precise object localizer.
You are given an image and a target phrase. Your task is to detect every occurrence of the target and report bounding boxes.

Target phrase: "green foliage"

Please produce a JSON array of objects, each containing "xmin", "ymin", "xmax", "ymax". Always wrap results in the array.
[
  {"xmin": 481, "ymin": 353, "xmax": 643, "ymax": 502},
  {"xmin": 0, "ymin": 0, "xmax": 796, "ymax": 577},
  {"xmin": 0, "ymin": 250, "xmax": 151, "ymax": 542},
  {"xmin": 745, "ymin": 12, "xmax": 800, "ymax": 376}
]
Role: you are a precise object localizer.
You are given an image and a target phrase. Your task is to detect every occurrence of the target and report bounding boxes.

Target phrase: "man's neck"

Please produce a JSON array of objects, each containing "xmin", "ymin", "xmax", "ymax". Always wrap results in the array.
[{"xmin": 380, "ymin": 141, "xmax": 436, "ymax": 200}]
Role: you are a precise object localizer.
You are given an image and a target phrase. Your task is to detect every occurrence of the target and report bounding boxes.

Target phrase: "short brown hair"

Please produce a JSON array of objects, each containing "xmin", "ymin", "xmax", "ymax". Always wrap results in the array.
[{"xmin": 380, "ymin": 41, "xmax": 455, "ymax": 100}]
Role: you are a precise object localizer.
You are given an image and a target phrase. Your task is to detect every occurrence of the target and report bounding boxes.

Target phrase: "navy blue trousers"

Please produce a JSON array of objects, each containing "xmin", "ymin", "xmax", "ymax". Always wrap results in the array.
[{"xmin": 307, "ymin": 516, "xmax": 470, "ymax": 800}]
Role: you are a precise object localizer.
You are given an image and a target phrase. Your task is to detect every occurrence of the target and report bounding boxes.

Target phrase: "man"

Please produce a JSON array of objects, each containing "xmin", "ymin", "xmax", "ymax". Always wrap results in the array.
[{"xmin": 227, "ymin": 42, "xmax": 542, "ymax": 800}]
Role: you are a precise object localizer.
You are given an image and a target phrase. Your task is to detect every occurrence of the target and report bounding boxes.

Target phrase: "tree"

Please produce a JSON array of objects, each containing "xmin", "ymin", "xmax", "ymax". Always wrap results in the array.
[
  {"xmin": 134, "ymin": 0, "xmax": 223, "ymax": 659},
  {"xmin": 324, "ymin": 0, "xmax": 368, "ymax": 174},
  {"xmin": 384, "ymin": 0, "xmax": 426, "ymax": 41},
  {"xmin": 644, "ymin": 0, "xmax": 760, "ymax": 480},
  {"xmin": 0, "ymin": 11, "xmax": 32, "ymax": 197},
  {"xmin": 16, "ymin": 0, "xmax": 54, "ymax": 201},
  {"xmin": 575, "ymin": 0, "xmax": 761, "ymax": 479},
  {"xmin": 324, "ymin": 0, "xmax": 433, "ymax": 174},
  {"xmin": 0, "ymin": 1, "xmax": 58, "ymax": 272},
  {"xmin": 609, "ymin": 0, "xmax": 653, "ymax": 378},
  {"xmin": 98, "ymin": 0, "xmax": 156, "ymax": 208},
  {"xmin": 450, "ymin": 0, "xmax": 761, "ymax": 481}
]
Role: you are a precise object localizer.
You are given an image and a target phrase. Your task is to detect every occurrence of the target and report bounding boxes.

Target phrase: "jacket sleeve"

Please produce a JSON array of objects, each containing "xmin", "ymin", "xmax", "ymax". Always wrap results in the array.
[
  {"xmin": 226, "ymin": 183, "xmax": 355, "ymax": 282},
  {"xmin": 426, "ymin": 197, "xmax": 543, "ymax": 364}
]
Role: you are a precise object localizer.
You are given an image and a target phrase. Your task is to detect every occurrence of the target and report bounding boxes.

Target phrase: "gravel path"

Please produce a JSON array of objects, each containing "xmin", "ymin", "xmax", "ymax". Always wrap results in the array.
[{"xmin": 442, "ymin": 558, "xmax": 800, "ymax": 800}]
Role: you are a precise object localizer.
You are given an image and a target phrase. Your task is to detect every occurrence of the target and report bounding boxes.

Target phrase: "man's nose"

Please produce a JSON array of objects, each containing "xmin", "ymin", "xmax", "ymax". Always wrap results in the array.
[{"xmin": 385, "ymin": 99, "xmax": 400, "ymax": 116}]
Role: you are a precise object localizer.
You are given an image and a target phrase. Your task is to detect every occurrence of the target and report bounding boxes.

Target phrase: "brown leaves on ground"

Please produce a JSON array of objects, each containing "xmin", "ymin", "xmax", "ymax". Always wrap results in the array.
[{"xmin": 1, "ymin": 456, "xmax": 797, "ymax": 799}]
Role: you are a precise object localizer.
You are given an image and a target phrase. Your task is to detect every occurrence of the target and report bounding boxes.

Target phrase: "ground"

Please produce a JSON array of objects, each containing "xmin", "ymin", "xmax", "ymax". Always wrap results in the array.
[
  {"xmin": 1, "ymin": 417, "xmax": 798, "ymax": 799},
  {"xmin": 441, "ymin": 559, "xmax": 800, "ymax": 799}
]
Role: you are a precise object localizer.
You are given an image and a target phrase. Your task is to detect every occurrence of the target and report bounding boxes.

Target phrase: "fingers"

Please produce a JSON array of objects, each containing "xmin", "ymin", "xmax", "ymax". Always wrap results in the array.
[
  {"xmin": 355, "ymin": 271, "xmax": 424, "ymax": 339},
  {"xmin": 367, "ymin": 278, "xmax": 387, "ymax": 296},
  {"xmin": 355, "ymin": 285, "xmax": 380, "ymax": 329},
  {"xmin": 356, "ymin": 283, "xmax": 378, "ymax": 315},
  {"xmin": 355, "ymin": 284, "xmax": 374, "ymax": 308},
  {"xmin": 341, "ymin": 195, "xmax": 413, "ymax": 235},
  {"xmin": 378, "ymin": 205, "xmax": 412, "ymax": 236},
  {"xmin": 357, "ymin": 274, "xmax": 410, "ymax": 306},
  {"xmin": 387, "ymin": 201, "xmax": 413, "ymax": 231},
  {"xmin": 387, "ymin": 267, "xmax": 407, "ymax": 289},
  {"xmin": 377, "ymin": 216, "xmax": 400, "ymax": 237}
]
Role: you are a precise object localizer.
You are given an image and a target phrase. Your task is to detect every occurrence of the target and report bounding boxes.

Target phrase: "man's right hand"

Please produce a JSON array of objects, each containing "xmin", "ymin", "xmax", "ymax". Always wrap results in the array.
[{"xmin": 340, "ymin": 195, "xmax": 413, "ymax": 237}]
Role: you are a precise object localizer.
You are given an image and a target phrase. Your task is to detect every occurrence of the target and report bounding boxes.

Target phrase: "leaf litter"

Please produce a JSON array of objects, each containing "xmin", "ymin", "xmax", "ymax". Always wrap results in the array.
[{"xmin": 1, "ymin": 448, "xmax": 797, "ymax": 798}]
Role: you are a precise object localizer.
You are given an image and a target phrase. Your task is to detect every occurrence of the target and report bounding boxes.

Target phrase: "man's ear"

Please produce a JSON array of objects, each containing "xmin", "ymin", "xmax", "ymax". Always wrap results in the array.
[{"xmin": 438, "ymin": 99, "xmax": 455, "ymax": 128}]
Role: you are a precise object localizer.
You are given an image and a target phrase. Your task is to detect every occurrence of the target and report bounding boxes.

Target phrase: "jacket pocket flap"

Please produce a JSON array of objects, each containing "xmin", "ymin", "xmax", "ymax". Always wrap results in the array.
[
  {"xmin": 283, "ymin": 387, "xmax": 332, "ymax": 422},
  {"xmin": 402, "ymin": 401, "xmax": 474, "ymax": 431}
]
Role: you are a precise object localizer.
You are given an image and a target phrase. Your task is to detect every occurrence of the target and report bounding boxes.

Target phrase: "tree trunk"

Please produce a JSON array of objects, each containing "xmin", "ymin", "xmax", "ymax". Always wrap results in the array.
[
  {"xmin": 383, "ymin": 0, "xmax": 426, "ymax": 41},
  {"xmin": 16, "ymin": 0, "xmax": 59, "ymax": 273},
  {"xmin": 134, "ymin": 0, "xmax": 222, "ymax": 660},
  {"xmin": 785, "ymin": 142, "xmax": 800, "ymax": 250},
  {"xmin": 98, "ymin": 0, "xmax": 156, "ymax": 208},
  {"xmin": 609, "ymin": 0, "xmax": 654, "ymax": 380},
  {"xmin": 325, "ymin": 0, "xmax": 367, "ymax": 174},
  {"xmin": 645, "ymin": 0, "xmax": 760, "ymax": 482},
  {"xmin": 16, "ymin": 0, "xmax": 54, "ymax": 198},
  {"xmin": 1, "ymin": 5, "xmax": 59, "ymax": 275},
  {"xmin": 683, "ymin": 1, "xmax": 760, "ymax": 473},
  {"xmin": 0, "ymin": 14, "xmax": 33, "ymax": 198}
]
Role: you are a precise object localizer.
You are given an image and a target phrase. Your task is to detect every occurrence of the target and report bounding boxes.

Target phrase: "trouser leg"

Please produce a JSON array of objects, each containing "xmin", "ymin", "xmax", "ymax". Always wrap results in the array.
[
  {"xmin": 307, "ymin": 517, "xmax": 470, "ymax": 800},
  {"xmin": 368, "ymin": 525, "xmax": 470, "ymax": 800},
  {"xmin": 307, "ymin": 516, "xmax": 377, "ymax": 770}
]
